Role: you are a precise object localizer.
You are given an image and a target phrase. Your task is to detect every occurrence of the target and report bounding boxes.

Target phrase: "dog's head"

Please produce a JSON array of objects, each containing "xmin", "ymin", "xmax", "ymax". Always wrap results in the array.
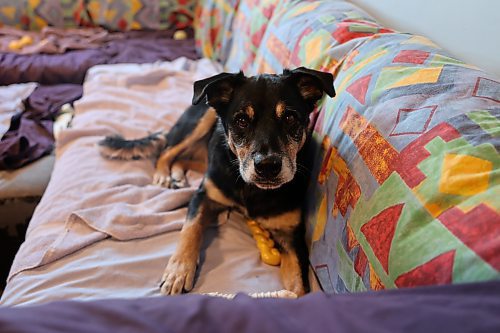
[{"xmin": 193, "ymin": 67, "xmax": 335, "ymax": 190}]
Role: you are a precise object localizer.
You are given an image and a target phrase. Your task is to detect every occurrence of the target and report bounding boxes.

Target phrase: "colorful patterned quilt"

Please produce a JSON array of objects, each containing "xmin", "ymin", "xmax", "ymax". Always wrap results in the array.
[
  {"xmin": 196, "ymin": 0, "xmax": 500, "ymax": 292},
  {"xmin": 0, "ymin": 0, "xmax": 196, "ymax": 31}
]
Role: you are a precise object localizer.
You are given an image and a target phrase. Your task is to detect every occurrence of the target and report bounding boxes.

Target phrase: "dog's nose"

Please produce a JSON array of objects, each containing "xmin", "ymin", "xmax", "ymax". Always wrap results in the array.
[{"xmin": 254, "ymin": 154, "xmax": 282, "ymax": 179}]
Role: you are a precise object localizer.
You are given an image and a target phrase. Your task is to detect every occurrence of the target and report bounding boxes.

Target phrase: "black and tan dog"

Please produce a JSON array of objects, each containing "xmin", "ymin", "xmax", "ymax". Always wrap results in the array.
[{"xmin": 99, "ymin": 67, "xmax": 335, "ymax": 296}]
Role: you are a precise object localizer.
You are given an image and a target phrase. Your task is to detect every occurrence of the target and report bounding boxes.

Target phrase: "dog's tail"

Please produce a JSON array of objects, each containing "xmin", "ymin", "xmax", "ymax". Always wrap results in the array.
[{"xmin": 98, "ymin": 131, "xmax": 167, "ymax": 160}]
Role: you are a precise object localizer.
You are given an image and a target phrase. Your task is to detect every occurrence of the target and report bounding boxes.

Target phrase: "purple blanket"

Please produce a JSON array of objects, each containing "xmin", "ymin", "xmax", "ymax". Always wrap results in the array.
[
  {"xmin": 0, "ymin": 30, "xmax": 198, "ymax": 86},
  {"xmin": 0, "ymin": 281, "xmax": 499, "ymax": 333},
  {"xmin": 0, "ymin": 29, "xmax": 198, "ymax": 170},
  {"xmin": 0, "ymin": 84, "xmax": 82, "ymax": 169}
]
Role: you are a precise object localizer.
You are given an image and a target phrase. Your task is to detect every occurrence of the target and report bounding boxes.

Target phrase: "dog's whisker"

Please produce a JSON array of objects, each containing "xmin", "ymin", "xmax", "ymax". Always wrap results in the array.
[{"xmin": 296, "ymin": 163, "xmax": 311, "ymax": 173}]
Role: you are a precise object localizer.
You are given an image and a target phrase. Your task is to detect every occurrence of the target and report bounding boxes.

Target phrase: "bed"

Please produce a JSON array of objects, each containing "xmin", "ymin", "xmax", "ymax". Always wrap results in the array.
[{"xmin": 0, "ymin": 0, "xmax": 499, "ymax": 331}]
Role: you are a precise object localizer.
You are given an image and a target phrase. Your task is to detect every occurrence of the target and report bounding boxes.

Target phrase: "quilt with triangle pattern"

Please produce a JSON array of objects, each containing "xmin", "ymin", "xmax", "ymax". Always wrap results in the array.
[{"xmin": 196, "ymin": 0, "xmax": 499, "ymax": 292}]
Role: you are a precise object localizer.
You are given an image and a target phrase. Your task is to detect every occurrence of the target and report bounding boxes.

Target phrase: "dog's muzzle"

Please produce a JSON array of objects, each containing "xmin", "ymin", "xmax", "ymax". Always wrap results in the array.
[{"xmin": 253, "ymin": 153, "xmax": 282, "ymax": 179}]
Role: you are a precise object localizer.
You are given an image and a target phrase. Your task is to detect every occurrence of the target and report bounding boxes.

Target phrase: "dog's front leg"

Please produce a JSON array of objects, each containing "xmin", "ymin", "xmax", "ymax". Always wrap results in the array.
[
  {"xmin": 160, "ymin": 186, "xmax": 221, "ymax": 295},
  {"xmin": 260, "ymin": 210, "xmax": 309, "ymax": 296},
  {"xmin": 279, "ymin": 247, "xmax": 307, "ymax": 296}
]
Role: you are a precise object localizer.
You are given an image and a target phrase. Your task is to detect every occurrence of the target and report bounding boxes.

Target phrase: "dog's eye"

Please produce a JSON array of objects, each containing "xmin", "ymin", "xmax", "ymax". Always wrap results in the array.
[
  {"xmin": 234, "ymin": 114, "xmax": 250, "ymax": 129},
  {"xmin": 284, "ymin": 112, "xmax": 297, "ymax": 125}
]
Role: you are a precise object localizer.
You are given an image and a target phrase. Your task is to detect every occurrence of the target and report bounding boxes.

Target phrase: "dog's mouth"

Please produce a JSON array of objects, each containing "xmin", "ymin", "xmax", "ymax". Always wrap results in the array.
[{"xmin": 253, "ymin": 178, "xmax": 286, "ymax": 190}]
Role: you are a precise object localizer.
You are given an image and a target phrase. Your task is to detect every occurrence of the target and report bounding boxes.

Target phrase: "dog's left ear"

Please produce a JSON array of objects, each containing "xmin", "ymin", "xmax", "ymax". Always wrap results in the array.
[{"xmin": 284, "ymin": 67, "xmax": 335, "ymax": 105}]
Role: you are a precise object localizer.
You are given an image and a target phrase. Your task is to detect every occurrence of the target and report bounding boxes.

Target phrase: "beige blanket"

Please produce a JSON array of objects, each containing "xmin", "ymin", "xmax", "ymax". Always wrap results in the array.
[{"xmin": 8, "ymin": 58, "xmax": 223, "ymax": 281}]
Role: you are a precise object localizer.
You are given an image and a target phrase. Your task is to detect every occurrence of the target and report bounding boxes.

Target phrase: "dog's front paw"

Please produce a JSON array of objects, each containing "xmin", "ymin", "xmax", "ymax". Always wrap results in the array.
[
  {"xmin": 284, "ymin": 280, "xmax": 306, "ymax": 297},
  {"xmin": 160, "ymin": 256, "xmax": 197, "ymax": 295},
  {"xmin": 169, "ymin": 176, "xmax": 188, "ymax": 189},
  {"xmin": 153, "ymin": 172, "xmax": 188, "ymax": 189},
  {"xmin": 153, "ymin": 171, "xmax": 170, "ymax": 187}
]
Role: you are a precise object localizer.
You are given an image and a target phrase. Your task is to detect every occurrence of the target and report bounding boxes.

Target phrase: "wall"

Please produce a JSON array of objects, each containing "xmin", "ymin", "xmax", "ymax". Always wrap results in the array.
[{"xmin": 348, "ymin": 0, "xmax": 500, "ymax": 78}]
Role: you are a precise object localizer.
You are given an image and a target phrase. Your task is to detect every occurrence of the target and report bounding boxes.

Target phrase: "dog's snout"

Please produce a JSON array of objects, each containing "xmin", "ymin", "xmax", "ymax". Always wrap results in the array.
[{"xmin": 254, "ymin": 153, "xmax": 282, "ymax": 178}]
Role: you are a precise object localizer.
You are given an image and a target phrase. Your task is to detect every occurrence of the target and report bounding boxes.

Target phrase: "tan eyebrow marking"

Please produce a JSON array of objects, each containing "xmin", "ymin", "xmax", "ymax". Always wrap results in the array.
[
  {"xmin": 245, "ymin": 105, "xmax": 255, "ymax": 119},
  {"xmin": 275, "ymin": 101, "xmax": 286, "ymax": 118}
]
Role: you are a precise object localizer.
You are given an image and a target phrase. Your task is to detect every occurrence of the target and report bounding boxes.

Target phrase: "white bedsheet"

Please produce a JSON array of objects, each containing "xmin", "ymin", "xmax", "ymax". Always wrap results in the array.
[
  {"xmin": 1, "ymin": 58, "xmax": 286, "ymax": 306},
  {"xmin": 1, "ymin": 214, "xmax": 283, "ymax": 306}
]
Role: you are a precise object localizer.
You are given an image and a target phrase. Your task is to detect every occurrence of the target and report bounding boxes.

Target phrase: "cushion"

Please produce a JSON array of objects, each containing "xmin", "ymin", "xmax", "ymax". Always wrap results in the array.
[
  {"xmin": 193, "ymin": 0, "xmax": 240, "ymax": 64},
  {"xmin": 305, "ymin": 32, "xmax": 500, "ymax": 292},
  {"xmin": 87, "ymin": 0, "xmax": 196, "ymax": 31},
  {"xmin": 0, "ymin": 0, "xmax": 90, "ymax": 30},
  {"xmin": 223, "ymin": 0, "xmax": 280, "ymax": 73},
  {"xmin": 250, "ymin": 0, "xmax": 389, "ymax": 75}
]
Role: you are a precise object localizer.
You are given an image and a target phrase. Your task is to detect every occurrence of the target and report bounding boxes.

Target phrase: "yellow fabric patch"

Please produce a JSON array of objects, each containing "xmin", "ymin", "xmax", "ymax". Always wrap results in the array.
[
  {"xmin": 353, "ymin": 49, "xmax": 387, "ymax": 73},
  {"xmin": 131, "ymin": 21, "xmax": 141, "ymax": 30},
  {"xmin": 369, "ymin": 263, "xmax": 384, "ymax": 290},
  {"xmin": 439, "ymin": 153, "xmax": 492, "ymax": 196},
  {"xmin": 1, "ymin": 6, "xmax": 16, "ymax": 20},
  {"xmin": 389, "ymin": 67, "xmax": 442, "ymax": 89},
  {"xmin": 291, "ymin": 2, "xmax": 320, "ymax": 17},
  {"xmin": 131, "ymin": 0, "xmax": 142, "ymax": 13},
  {"xmin": 312, "ymin": 195, "xmax": 328, "ymax": 243},
  {"xmin": 34, "ymin": 16, "xmax": 47, "ymax": 28},
  {"xmin": 202, "ymin": 42, "xmax": 213, "ymax": 59},
  {"xmin": 402, "ymin": 35, "xmax": 439, "ymax": 48},
  {"xmin": 305, "ymin": 36, "xmax": 323, "ymax": 65},
  {"xmin": 105, "ymin": 9, "xmax": 117, "ymax": 22},
  {"xmin": 28, "ymin": 0, "xmax": 41, "ymax": 8}
]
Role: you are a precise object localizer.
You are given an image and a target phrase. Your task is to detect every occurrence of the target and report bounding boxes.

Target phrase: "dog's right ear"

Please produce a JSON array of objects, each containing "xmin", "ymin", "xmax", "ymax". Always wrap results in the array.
[{"xmin": 192, "ymin": 71, "xmax": 245, "ymax": 107}]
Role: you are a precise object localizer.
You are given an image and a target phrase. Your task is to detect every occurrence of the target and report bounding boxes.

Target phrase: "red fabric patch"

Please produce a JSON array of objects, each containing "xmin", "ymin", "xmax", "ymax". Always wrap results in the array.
[
  {"xmin": 291, "ymin": 27, "xmax": 313, "ymax": 66},
  {"xmin": 439, "ymin": 204, "xmax": 500, "ymax": 270},
  {"xmin": 346, "ymin": 75, "xmax": 372, "ymax": 105},
  {"xmin": 394, "ymin": 123, "xmax": 461, "ymax": 188},
  {"xmin": 472, "ymin": 77, "xmax": 500, "ymax": 103},
  {"xmin": 354, "ymin": 247, "xmax": 368, "ymax": 277},
  {"xmin": 393, "ymin": 50, "xmax": 430, "ymax": 64},
  {"xmin": 334, "ymin": 169, "xmax": 361, "ymax": 217},
  {"xmin": 251, "ymin": 24, "xmax": 267, "ymax": 48},
  {"xmin": 333, "ymin": 19, "xmax": 393, "ymax": 44},
  {"xmin": 340, "ymin": 106, "xmax": 399, "ymax": 184},
  {"xmin": 395, "ymin": 250, "xmax": 455, "ymax": 287},
  {"xmin": 210, "ymin": 27, "xmax": 220, "ymax": 45},
  {"xmin": 361, "ymin": 204, "xmax": 404, "ymax": 273},
  {"xmin": 118, "ymin": 18, "xmax": 127, "ymax": 31},
  {"xmin": 262, "ymin": 4, "xmax": 275, "ymax": 19}
]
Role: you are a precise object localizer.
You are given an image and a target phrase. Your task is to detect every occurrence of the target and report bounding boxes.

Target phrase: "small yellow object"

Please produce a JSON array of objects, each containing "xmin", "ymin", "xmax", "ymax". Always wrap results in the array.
[
  {"xmin": 8, "ymin": 35, "xmax": 33, "ymax": 51},
  {"xmin": 247, "ymin": 220, "xmax": 281, "ymax": 266},
  {"xmin": 173, "ymin": 30, "xmax": 187, "ymax": 40}
]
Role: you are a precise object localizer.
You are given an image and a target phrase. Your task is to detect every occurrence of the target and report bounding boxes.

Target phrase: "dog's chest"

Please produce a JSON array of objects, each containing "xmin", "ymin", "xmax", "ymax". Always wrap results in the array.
[{"xmin": 236, "ymin": 183, "xmax": 300, "ymax": 219}]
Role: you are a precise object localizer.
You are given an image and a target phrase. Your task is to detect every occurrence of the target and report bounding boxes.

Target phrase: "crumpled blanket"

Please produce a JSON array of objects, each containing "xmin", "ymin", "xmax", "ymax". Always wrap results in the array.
[
  {"xmin": 8, "ymin": 58, "xmax": 222, "ymax": 281},
  {"xmin": 0, "ymin": 29, "xmax": 198, "ymax": 86},
  {"xmin": 0, "ymin": 83, "xmax": 37, "ymax": 137},
  {"xmin": 0, "ymin": 84, "xmax": 82, "ymax": 170},
  {"xmin": 0, "ymin": 28, "xmax": 198, "ymax": 170},
  {"xmin": 0, "ymin": 26, "xmax": 124, "ymax": 55}
]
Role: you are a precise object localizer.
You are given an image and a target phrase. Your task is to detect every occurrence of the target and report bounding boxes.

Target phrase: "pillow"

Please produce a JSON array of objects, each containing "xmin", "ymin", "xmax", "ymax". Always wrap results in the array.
[
  {"xmin": 0, "ymin": 0, "xmax": 89, "ymax": 30},
  {"xmin": 251, "ymin": 0, "xmax": 388, "ymax": 75},
  {"xmin": 305, "ymin": 31, "xmax": 500, "ymax": 293},
  {"xmin": 193, "ymin": 0, "xmax": 240, "ymax": 64},
  {"xmin": 86, "ymin": 0, "xmax": 196, "ymax": 31},
  {"xmin": 223, "ymin": 0, "xmax": 280, "ymax": 73}
]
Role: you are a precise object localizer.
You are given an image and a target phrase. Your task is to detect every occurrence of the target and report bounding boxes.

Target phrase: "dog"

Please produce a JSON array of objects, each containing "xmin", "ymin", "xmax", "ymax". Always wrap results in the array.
[{"xmin": 98, "ymin": 67, "xmax": 335, "ymax": 296}]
